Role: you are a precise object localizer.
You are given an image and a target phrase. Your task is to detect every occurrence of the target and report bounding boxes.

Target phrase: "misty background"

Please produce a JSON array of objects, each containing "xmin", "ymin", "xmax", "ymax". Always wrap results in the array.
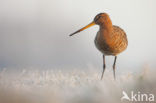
[{"xmin": 0, "ymin": 0, "xmax": 156, "ymax": 72}]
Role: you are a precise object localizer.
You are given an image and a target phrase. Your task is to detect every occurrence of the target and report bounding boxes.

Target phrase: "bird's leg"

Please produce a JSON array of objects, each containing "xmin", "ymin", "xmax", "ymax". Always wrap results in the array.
[
  {"xmin": 113, "ymin": 56, "xmax": 117, "ymax": 80},
  {"xmin": 101, "ymin": 55, "xmax": 106, "ymax": 80}
]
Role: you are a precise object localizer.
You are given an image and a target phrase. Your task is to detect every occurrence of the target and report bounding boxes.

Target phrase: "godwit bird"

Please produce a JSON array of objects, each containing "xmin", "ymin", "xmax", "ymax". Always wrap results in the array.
[{"xmin": 69, "ymin": 13, "xmax": 128, "ymax": 79}]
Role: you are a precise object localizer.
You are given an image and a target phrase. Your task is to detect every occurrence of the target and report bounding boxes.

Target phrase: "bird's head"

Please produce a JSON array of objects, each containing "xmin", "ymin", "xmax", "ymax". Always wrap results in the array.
[
  {"xmin": 69, "ymin": 13, "xmax": 112, "ymax": 36},
  {"xmin": 94, "ymin": 13, "xmax": 111, "ymax": 25}
]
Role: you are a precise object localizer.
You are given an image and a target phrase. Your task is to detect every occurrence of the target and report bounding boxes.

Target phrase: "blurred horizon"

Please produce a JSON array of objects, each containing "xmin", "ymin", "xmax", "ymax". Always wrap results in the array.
[{"xmin": 0, "ymin": 0, "xmax": 156, "ymax": 72}]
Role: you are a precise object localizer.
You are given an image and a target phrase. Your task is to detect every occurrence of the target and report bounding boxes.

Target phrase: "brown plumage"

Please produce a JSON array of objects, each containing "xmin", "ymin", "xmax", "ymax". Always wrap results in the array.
[{"xmin": 69, "ymin": 13, "xmax": 128, "ymax": 80}]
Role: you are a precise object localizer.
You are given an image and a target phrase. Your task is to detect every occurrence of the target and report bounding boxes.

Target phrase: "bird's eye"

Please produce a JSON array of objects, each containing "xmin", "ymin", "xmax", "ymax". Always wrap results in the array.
[{"xmin": 95, "ymin": 16, "xmax": 101, "ymax": 22}]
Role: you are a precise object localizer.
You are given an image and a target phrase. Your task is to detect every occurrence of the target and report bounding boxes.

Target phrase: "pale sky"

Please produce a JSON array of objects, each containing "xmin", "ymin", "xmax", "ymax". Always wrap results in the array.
[{"xmin": 0, "ymin": 0, "xmax": 156, "ymax": 72}]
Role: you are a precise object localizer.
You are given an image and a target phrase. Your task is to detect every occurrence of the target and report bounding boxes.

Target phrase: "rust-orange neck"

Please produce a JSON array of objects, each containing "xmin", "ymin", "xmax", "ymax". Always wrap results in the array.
[
  {"xmin": 99, "ymin": 18, "xmax": 113, "ymax": 32},
  {"xmin": 98, "ymin": 18, "xmax": 113, "ymax": 43}
]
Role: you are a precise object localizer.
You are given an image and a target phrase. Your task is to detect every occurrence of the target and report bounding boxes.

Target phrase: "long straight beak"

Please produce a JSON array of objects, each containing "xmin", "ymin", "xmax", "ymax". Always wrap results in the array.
[{"xmin": 69, "ymin": 21, "xmax": 95, "ymax": 36}]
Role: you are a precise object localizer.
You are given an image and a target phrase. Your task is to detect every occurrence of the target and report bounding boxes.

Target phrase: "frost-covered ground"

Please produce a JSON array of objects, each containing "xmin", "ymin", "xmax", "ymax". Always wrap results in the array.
[{"xmin": 0, "ymin": 67, "xmax": 156, "ymax": 103}]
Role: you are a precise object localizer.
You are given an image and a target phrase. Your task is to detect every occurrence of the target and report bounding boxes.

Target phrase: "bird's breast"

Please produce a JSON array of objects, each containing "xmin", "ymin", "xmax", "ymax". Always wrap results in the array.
[
  {"xmin": 94, "ymin": 31, "xmax": 112, "ymax": 55},
  {"xmin": 94, "ymin": 26, "xmax": 128, "ymax": 55}
]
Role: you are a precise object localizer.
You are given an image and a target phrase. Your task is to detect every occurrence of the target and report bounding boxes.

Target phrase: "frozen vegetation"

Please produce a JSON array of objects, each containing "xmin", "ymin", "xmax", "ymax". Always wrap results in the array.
[{"xmin": 0, "ymin": 67, "xmax": 155, "ymax": 103}]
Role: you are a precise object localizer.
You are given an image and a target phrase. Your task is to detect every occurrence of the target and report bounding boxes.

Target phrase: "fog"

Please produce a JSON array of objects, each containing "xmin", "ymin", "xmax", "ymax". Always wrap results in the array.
[{"xmin": 0, "ymin": 0, "xmax": 156, "ymax": 71}]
